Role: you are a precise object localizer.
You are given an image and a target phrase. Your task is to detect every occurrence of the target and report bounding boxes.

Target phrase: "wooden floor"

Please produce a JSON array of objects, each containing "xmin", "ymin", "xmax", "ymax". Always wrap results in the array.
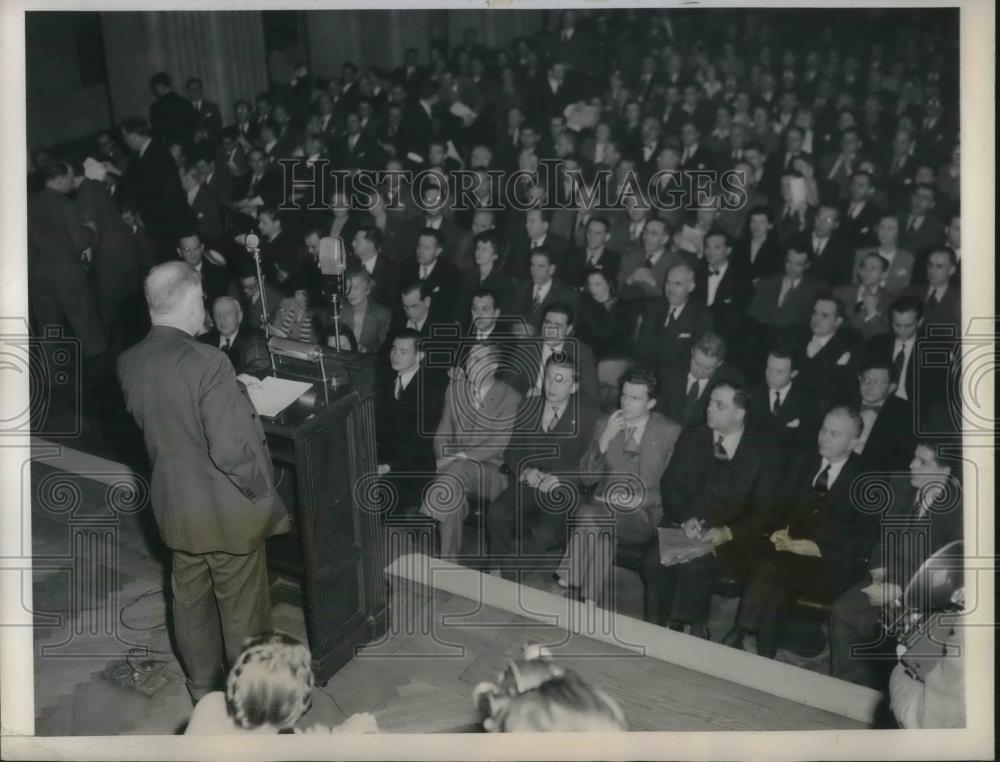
[{"xmin": 30, "ymin": 453, "xmax": 868, "ymax": 735}]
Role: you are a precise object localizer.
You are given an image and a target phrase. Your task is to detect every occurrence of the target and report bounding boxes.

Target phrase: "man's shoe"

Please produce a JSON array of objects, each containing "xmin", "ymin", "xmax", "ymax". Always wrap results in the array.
[{"xmin": 722, "ymin": 626, "xmax": 746, "ymax": 649}]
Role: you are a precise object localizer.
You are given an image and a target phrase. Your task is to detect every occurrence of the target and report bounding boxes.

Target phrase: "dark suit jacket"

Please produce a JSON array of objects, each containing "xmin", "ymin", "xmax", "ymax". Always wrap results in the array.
[
  {"xmin": 149, "ymin": 91, "xmax": 197, "ymax": 146},
  {"xmin": 907, "ymin": 283, "xmax": 961, "ymax": 332},
  {"xmin": 375, "ymin": 364, "xmax": 447, "ymax": 475},
  {"xmin": 793, "ymin": 329, "xmax": 860, "ymax": 407},
  {"xmin": 510, "ymin": 278, "xmax": 580, "ymax": 333},
  {"xmin": 782, "ymin": 454, "xmax": 877, "ymax": 593},
  {"xmin": 122, "ymin": 140, "xmax": 194, "ymax": 240},
  {"xmin": 748, "ymin": 381, "xmax": 823, "ymax": 461},
  {"xmin": 864, "ymin": 333, "xmax": 931, "ymax": 415},
  {"xmin": 347, "ymin": 254, "xmax": 400, "ymax": 311},
  {"xmin": 398, "ymin": 257, "xmax": 462, "ymax": 319},
  {"xmin": 868, "ymin": 478, "xmax": 963, "ymax": 588},
  {"xmin": 191, "ymin": 98, "xmax": 223, "ymax": 144},
  {"xmin": 235, "ymin": 169, "xmax": 284, "ymax": 209},
  {"xmin": 579, "ymin": 411, "xmax": 682, "ymax": 527},
  {"xmin": 27, "ymin": 187, "xmax": 93, "ymax": 258},
  {"xmin": 401, "ymin": 216, "xmax": 463, "ymax": 266},
  {"xmin": 197, "ymin": 326, "xmax": 267, "ymax": 371},
  {"xmin": 196, "ymin": 259, "xmax": 234, "ymax": 310},
  {"xmin": 506, "ymin": 338, "xmax": 600, "ymax": 410},
  {"xmin": 732, "ymin": 235, "xmax": 784, "ymax": 282},
  {"xmin": 634, "ymin": 298, "xmax": 714, "ymax": 371},
  {"xmin": 748, "ymin": 274, "xmax": 825, "ymax": 331},
  {"xmin": 457, "ymin": 266, "xmax": 517, "ymax": 322},
  {"xmin": 897, "ymin": 213, "xmax": 946, "ymax": 257},
  {"xmin": 658, "ymin": 365, "xmax": 747, "ymax": 429},
  {"xmin": 189, "ymin": 184, "xmax": 224, "ymax": 242},
  {"xmin": 506, "ymin": 232, "xmax": 573, "ymax": 282},
  {"xmin": 694, "ymin": 259, "xmax": 753, "ymax": 347},
  {"xmin": 840, "ymin": 200, "xmax": 883, "ymax": 248},
  {"xmin": 562, "ymin": 247, "xmax": 622, "ymax": 289},
  {"xmin": 805, "ymin": 232, "xmax": 855, "ymax": 288},
  {"xmin": 501, "ymin": 393, "xmax": 598, "ymax": 485},
  {"xmin": 333, "ymin": 132, "xmax": 382, "ymax": 171},
  {"xmin": 660, "ymin": 428, "xmax": 780, "ymax": 544},
  {"xmin": 117, "ymin": 326, "xmax": 289, "ymax": 555},
  {"xmin": 575, "ymin": 296, "xmax": 639, "ymax": 360},
  {"xmin": 855, "ymin": 394, "xmax": 915, "ymax": 473}
]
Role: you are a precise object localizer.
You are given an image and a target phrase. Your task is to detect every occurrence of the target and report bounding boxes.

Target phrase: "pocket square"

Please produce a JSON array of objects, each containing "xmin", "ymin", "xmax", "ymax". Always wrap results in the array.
[
  {"xmin": 836, "ymin": 351, "xmax": 851, "ymax": 366},
  {"xmin": 679, "ymin": 332, "xmax": 691, "ymax": 338},
  {"xmin": 786, "ymin": 419, "xmax": 801, "ymax": 428}
]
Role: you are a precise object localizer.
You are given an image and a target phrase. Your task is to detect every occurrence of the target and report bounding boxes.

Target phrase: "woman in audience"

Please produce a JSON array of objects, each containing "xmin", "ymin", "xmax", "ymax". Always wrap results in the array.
[
  {"xmin": 575, "ymin": 268, "xmax": 636, "ymax": 361},
  {"xmin": 271, "ymin": 276, "xmax": 320, "ymax": 343}
]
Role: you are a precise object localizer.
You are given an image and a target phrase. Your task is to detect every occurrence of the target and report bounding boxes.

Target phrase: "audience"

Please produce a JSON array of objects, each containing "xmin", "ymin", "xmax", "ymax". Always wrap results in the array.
[{"xmin": 27, "ymin": 8, "xmax": 964, "ymax": 712}]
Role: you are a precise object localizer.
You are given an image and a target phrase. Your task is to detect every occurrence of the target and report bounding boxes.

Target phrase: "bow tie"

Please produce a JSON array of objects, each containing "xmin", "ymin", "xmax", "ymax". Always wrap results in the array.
[{"xmin": 708, "ymin": 269, "xmax": 721, "ymax": 277}]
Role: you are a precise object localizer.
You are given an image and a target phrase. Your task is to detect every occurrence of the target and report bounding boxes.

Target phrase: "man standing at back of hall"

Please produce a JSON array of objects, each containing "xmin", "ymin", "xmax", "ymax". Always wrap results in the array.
[{"xmin": 117, "ymin": 262, "xmax": 290, "ymax": 702}]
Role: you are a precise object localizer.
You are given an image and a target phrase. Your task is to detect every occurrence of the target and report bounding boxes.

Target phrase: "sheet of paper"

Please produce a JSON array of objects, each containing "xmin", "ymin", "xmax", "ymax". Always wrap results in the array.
[
  {"xmin": 237, "ymin": 374, "xmax": 313, "ymax": 417},
  {"xmin": 657, "ymin": 527, "xmax": 713, "ymax": 567}
]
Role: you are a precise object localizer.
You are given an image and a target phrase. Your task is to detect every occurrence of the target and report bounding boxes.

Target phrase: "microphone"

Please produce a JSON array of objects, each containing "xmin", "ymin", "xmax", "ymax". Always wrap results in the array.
[
  {"xmin": 318, "ymin": 236, "xmax": 346, "ymax": 276},
  {"xmin": 244, "ymin": 232, "xmax": 260, "ymax": 252}
]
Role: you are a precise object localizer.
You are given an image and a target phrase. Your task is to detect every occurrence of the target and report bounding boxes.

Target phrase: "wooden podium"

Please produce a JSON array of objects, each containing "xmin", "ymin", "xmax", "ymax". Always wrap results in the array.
[{"xmin": 257, "ymin": 351, "xmax": 387, "ymax": 685}]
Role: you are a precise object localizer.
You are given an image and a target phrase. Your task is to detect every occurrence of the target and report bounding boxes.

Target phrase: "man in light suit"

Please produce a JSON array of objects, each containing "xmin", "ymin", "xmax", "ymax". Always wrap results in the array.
[
  {"xmin": 853, "ymin": 216, "xmax": 915, "ymax": 295},
  {"xmin": 834, "ymin": 251, "xmax": 894, "ymax": 340},
  {"xmin": 617, "ymin": 218, "xmax": 688, "ymax": 302},
  {"xmin": 555, "ymin": 366, "xmax": 682, "ymax": 605},
  {"xmin": 488, "ymin": 352, "xmax": 599, "ymax": 579},
  {"xmin": 338, "ymin": 268, "xmax": 392, "ymax": 355},
  {"xmin": 118, "ymin": 262, "xmax": 290, "ymax": 702},
  {"xmin": 420, "ymin": 343, "xmax": 522, "ymax": 558}
]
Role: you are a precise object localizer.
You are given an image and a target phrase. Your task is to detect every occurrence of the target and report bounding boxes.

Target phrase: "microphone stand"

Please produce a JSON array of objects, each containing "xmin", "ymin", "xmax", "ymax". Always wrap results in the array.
[{"xmin": 247, "ymin": 238, "xmax": 277, "ymax": 376}]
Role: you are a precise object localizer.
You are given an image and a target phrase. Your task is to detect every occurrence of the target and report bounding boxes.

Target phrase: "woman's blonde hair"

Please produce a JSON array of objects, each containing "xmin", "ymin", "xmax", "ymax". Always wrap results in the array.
[
  {"xmin": 225, "ymin": 631, "xmax": 314, "ymax": 730},
  {"xmin": 473, "ymin": 645, "xmax": 626, "ymax": 732}
]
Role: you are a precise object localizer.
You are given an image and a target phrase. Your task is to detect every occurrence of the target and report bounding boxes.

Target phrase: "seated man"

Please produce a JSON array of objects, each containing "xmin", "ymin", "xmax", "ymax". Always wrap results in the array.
[
  {"xmin": 487, "ymin": 352, "xmax": 599, "ymax": 579},
  {"xmin": 375, "ymin": 329, "xmax": 447, "ymax": 513},
  {"xmin": 198, "ymin": 296, "xmax": 266, "ymax": 371},
  {"xmin": 747, "ymin": 346, "xmax": 823, "ymax": 468},
  {"xmin": 508, "ymin": 303, "xmax": 600, "ymax": 409},
  {"xmin": 792, "ymin": 291, "xmax": 860, "ymax": 408},
  {"xmin": 420, "ymin": 343, "xmax": 522, "ymax": 559},
  {"xmin": 829, "ymin": 440, "xmax": 962, "ymax": 688},
  {"xmin": 724, "ymin": 405, "xmax": 875, "ymax": 658},
  {"xmin": 642, "ymin": 381, "xmax": 780, "ymax": 633},
  {"xmin": 555, "ymin": 367, "xmax": 681, "ymax": 606},
  {"xmin": 852, "ymin": 359, "xmax": 915, "ymax": 473},
  {"xmin": 658, "ymin": 332, "xmax": 744, "ymax": 429}
]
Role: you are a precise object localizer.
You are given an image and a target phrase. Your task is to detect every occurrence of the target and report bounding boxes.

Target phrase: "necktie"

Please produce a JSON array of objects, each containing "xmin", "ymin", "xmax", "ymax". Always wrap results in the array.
[
  {"xmin": 907, "ymin": 217, "xmax": 917, "ymax": 232},
  {"xmin": 542, "ymin": 404, "xmax": 558, "ymax": 433},
  {"xmin": 713, "ymin": 435, "xmax": 728, "ymax": 461},
  {"xmin": 813, "ymin": 463, "xmax": 830, "ymax": 493},
  {"xmin": 777, "ymin": 278, "xmax": 793, "ymax": 307},
  {"xmin": 893, "ymin": 345, "xmax": 906, "ymax": 379},
  {"xmin": 772, "ymin": 390, "xmax": 781, "ymax": 414},
  {"xmin": 631, "ymin": 224, "xmax": 641, "ymax": 241},
  {"xmin": 927, "ymin": 289, "xmax": 940, "ymax": 309},
  {"xmin": 420, "ymin": 265, "xmax": 428, "ymax": 280},
  {"xmin": 814, "ymin": 237, "xmax": 825, "ymax": 257},
  {"xmin": 532, "ymin": 286, "xmax": 543, "ymax": 307},
  {"xmin": 623, "ymin": 425, "xmax": 639, "ymax": 453},
  {"xmin": 223, "ymin": 337, "xmax": 232, "ymax": 353},
  {"xmin": 394, "ymin": 375, "xmax": 402, "ymax": 400},
  {"xmin": 664, "ymin": 308, "xmax": 676, "ymax": 327},
  {"xmin": 685, "ymin": 378, "xmax": 701, "ymax": 417}
]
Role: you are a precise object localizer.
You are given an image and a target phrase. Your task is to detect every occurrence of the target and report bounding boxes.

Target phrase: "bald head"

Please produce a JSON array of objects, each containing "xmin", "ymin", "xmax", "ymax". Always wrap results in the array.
[{"xmin": 144, "ymin": 261, "xmax": 204, "ymax": 332}]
